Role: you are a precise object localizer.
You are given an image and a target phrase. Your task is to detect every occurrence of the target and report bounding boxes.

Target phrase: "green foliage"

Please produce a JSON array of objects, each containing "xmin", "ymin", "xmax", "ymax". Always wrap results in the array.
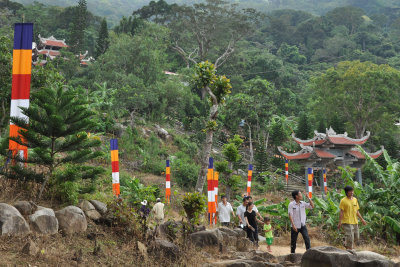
[
  {"xmin": 0, "ymin": 35, "xmax": 12, "ymax": 135},
  {"xmin": 120, "ymin": 176, "xmax": 160, "ymax": 206},
  {"xmin": 95, "ymin": 18, "xmax": 110, "ymax": 58},
  {"xmin": 172, "ymin": 152, "xmax": 200, "ymax": 189},
  {"xmin": 277, "ymin": 43, "xmax": 306, "ymax": 64},
  {"xmin": 181, "ymin": 192, "xmax": 207, "ymax": 224},
  {"xmin": 3, "ymin": 70, "xmax": 104, "ymax": 199},
  {"xmin": 258, "ymin": 199, "xmax": 291, "ymax": 234},
  {"xmin": 296, "ymin": 112, "xmax": 312, "ymax": 140},
  {"xmin": 70, "ymin": 0, "xmax": 87, "ymax": 53}
]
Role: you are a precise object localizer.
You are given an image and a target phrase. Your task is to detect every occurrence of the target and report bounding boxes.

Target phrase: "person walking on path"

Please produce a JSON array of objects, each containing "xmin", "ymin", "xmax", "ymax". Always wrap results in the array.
[
  {"xmin": 247, "ymin": 196, "xmax": 264, "ymax": 221},
  {"xmin": 338, "ymin": 186, "xmax": 367, "ymax": 250},
  {"xmin": 216, "ymin": 195, "xmax": 235, "ymax": 227},
  {"xmin": 152, "ymin": 198, "xmax": 165, "ymax": 225},
  {"xmin": 237, "ymin": 196, "xmax": 250, "ymax": 228},
  {"xmin": 263, "ymin": 217, "xmax": 273, "ymax": 252},
  {"xmin": 244, "ymin": 201, "xmax": 264, "ymax": 246},
  {"xmin": 288, "ymin": 190, "xmax": 314, "ymax": 253}
]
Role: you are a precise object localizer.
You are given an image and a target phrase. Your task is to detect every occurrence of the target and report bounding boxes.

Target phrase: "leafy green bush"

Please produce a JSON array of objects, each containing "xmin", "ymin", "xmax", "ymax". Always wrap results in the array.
[
  {"xmin": 181, "ymin": 192, "xmax": 207, "ymax": 224},
  {"xmin": 172, "ymin": 152, "xmax": 200, "ymax": 189},
  {"xmin": 120, "ymin": 177, "xmax": 160, "ymax": 206}
]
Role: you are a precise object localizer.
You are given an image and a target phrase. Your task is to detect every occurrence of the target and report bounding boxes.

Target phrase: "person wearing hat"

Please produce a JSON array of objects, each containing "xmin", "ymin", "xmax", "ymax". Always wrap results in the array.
[
  {"xmin": 140, "ymin": 200, "xmax": 150, "ymax": 218},
  {"xmin": 152, "ymin": 198, "xmax": 165, "ymax": 224}
]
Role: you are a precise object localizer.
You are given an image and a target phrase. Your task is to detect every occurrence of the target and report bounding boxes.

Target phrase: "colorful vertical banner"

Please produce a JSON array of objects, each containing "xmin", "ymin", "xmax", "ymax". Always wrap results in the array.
[
  {"xmin": 166, "ymin": 160, "xmax": 171, "ymax": 203},
  {"xmin": 307, "ymin": 167, "xmax": 313, "ymax": 198},
  {"xmin": 9, "ymin": 23, "xmax": 33, "ymax": 163},
  {"xmin": 285, "ymin": 159, "xmax": 289, "ymax": 185},
  {"xmin": 246, "ymin": 164, "xmax": 253, "ymax": 196},
  {"xmin": 110, "ymin": 139, "xmax": 120, "ymax": 196},
  {"xmin": 214, "ymin": 171, "xmax": 219, "ymax": 224},
  {"xmin": 207, "ymin": 157, "xmax": 215, "ymax": 225},
  {"xmin": 323, "ymin": 168, "xmax": 327, "ymax": 193}
]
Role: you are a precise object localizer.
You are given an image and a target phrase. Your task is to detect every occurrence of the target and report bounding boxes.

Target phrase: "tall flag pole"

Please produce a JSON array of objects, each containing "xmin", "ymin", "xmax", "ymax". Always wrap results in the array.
[
  {"xmin": 307, "ymin": 167, "xmax": 313, "ymax": 198},
  {"xmin": 9, "ymin": 23, "xmax": 33, "ymax": 164},
  {"xmin": 323, "ymin": 168, "xmax": 327, "ymax": 194},
  {"xmin": 246, "ymin": 164, "xmax": 253, "ymax": 196},
  {"xmin": 214, "ymin": 171, "xmax": 219, "ymax": 224},
  {"xmin": 166, "ymin": 160, "xmax": 171, "ymax": 203},
  {"xmin": 110, "ymin": 139, "xmax": 120, "ymax": 196},
  {"xmin": 285, "ymin": 159, "xmax": 289, "ymax": 186},
  {"xmin": 207, "ymin": 157, "xmax": 215, "ymax": 226}
]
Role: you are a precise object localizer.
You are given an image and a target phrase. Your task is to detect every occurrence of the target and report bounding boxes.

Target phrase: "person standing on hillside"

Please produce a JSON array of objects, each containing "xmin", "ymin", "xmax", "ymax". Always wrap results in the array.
[
  {"xmin": 288, "ymin": 190, "xmax": 314, "ymax": 253},
  {"xmin": 338, "ymin": 186, "xmax": 367, "ymax": 250},
  {"xmin": 216, "ymin": 195, "xmax": 235, "ymax": 227},
  {"xmin": 237, "ymin": 196, "xmax": 249, "ymax": 228},
  {"xmin": 244, "ymin": 201, "xmax": 264, "ymax": 246},
  {"xmin": 152, "ymin": 198, "xmax": 165, "ymax": 225}
]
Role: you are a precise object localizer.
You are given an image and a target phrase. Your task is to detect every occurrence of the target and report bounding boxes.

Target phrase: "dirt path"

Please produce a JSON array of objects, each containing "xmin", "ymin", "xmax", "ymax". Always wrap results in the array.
[{"xmin": 258, "ymin": 243, "xmax": 306, "ymax": 256}]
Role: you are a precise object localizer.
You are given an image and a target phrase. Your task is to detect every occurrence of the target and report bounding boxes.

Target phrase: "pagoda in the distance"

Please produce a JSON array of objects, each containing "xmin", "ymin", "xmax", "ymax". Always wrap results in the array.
[{"xmin": 278, "ymin": 127, "xmax": 383, "ymax": 194}]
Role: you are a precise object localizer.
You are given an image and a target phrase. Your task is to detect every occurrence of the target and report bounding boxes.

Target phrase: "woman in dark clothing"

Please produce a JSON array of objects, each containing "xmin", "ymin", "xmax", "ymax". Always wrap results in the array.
[{"xmin": 244, "ymin": 202, "xmax": 264, "ymax": 246}]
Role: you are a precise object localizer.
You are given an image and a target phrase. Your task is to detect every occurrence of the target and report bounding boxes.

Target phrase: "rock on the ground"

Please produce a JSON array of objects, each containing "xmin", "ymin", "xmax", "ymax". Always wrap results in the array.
[
  {"xmin": 278, "ymin": 254, "xmax": 303, "ymax": 265},
  {"xmin": 301, "ymin": 246, "xmax": 396, "ymax": 267},
  {"xmin": 252, "ymin": 250, "xmax": 276, "ymax": 262},
  {"xmin": 29, "ymin": 207, "xmax": 58, "ymax": 234},
  {"xmin": 137, "ymin": 241, "xmax": 148, "ymax": 259},
  {"xmin": 159, "ymin": 220, "xmax": 183, "ymax": 241},
  {"xmin": 203, "ymin": 259, "xmax": 267, "ymax": 267},
  {"xmin": 155, "ymin": 125, "xmax": 170, "ymax": 140},
  {"xmin": 13, "ymin": 201, "xmax": 33, "ymax": 215},
  {"xmin": 89, "ymin": 200, "xmax": 107, "ymax": 215},
  {"xmin": 149, "ymin": 239, "xmax": 180, "ymax": 261},
  {"xmin": 190, "ymin": 228, "xmax": 223, "ymax": 247},
  {"xmin": 233, "ymin": 228, "xmax": 247, "ymax": 238},
  {"xmin": 0, "ymin": 203, "xmax": 30, "ymax": 235},
  {"xmin": 79, "ymin": 200, "xmax": 101, "ymax": 220},
  {"xmin": 55, "ymin": 206, "xmax": 87, "ymax": 234},
  {"xmin": 22, "ymin": 240, "xmax": 39, "ymax": 256},
  {"xmin": 236, "ymin": 237, "xmax": 253, "ymax": 252}
]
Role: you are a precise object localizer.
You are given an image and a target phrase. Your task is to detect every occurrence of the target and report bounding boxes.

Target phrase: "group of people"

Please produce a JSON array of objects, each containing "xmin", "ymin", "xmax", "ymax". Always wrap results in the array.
[{"xmin": 216, "ymin": 185, "xmax": 367, "ymax": 253}]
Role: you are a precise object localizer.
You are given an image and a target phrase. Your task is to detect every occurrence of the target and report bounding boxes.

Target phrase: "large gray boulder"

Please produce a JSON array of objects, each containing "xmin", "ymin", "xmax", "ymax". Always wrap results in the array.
[
  {"xmin": 202, "ymin": 259, "xmax": 267, "ymax": 267},
  {"xmin": 55, "ymin": 206, "xmax": 87, "ymax": 234},
  {"xmin": 0, "ymin": 203, "xmax": 30, "ymax": 235},
  {"xmin": 301, "ymin": 246, "xmax": 396, "ymax": 267},
  {"xmin": 79, "ymin": 200, "xmax": 101, "ymax": 220},
  {"xmin": 13, "ymin": 201, "xmax": 33, "ymax": 215},
  {"xmin": 89, "ymin": 200, "xmax": 107, "ymax": 215},
  {"xmin": 236, "ymin": 237, "xmax": 254, "ymax": 252},
  {"xmin": 149, "ymin": 239, "xmax": 180, "ymax": 261},
  {"xmin": 190, "ymin": 228, "xmax": 223, "ymax": 247},
  {"xmin": 29, "ymin": 207, "xmax": 58, "ymax": 234}
]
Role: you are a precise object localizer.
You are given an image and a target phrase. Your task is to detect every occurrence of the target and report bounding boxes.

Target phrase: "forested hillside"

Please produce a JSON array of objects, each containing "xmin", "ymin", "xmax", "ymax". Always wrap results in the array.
[{"xmin": 11, "ymin": 0, "xmax": 400, "ymax": 26}]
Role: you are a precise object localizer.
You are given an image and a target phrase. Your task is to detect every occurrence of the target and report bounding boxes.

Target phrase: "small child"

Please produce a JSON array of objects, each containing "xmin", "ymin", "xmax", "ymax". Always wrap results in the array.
[{"xmin": 263, "ymin": 217, "xmax": 273, "ymax": 252}]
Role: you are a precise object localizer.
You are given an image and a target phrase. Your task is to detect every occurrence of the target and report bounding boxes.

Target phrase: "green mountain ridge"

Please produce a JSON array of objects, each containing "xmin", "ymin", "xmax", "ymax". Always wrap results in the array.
[{"xmin": 13, "ymin": 0, "xmax": 400, "ymax": 27}]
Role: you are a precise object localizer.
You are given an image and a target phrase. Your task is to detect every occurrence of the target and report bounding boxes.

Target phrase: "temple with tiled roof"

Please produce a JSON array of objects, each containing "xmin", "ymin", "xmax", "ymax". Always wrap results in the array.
[
  {"xmin": 32, "ymin": 35, "xmax": 68, "ymax": 65},
  {"xmin": 278, "ymin": 127, "xmax": 384, "ymax": 194}
]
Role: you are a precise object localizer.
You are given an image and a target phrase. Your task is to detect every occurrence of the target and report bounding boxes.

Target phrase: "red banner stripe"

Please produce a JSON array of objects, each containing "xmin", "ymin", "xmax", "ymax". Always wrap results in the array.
[
  {"xmin": 111, "ymin": 161, "xmax": 119, "ymax": 172},
  {"xmin": 11, "ymin": 74, "xmax": 31, "ymax": 99},
  {"xmin": 166, "ymin": 174, "xmax": 170, "ymax": 181}
]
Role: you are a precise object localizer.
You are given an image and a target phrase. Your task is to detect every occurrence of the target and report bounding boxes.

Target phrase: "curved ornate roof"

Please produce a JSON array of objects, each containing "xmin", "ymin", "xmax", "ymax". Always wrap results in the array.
[
  {"xmin": 278, "ymin": 145, "xmax": 336, "ymax": 160},
  {"xmin": 292, "ymin": 127, "xmax": 370, "ymax": 146},
  {"xmin": 348, "ymin": 146, "xmax": 384, "ymax": 160}
]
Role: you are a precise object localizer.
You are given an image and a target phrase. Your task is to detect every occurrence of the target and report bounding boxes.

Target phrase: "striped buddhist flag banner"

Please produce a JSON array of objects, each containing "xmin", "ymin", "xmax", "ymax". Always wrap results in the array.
[
  {"xmin": 110, "ymin": 139, "xmax": 120, "ymax": 196},
  {"xmin": 285, "ymin": 159, "xmax": 289, "ymax": 185},
  {"xmin": 323, "ymin": 168, "xmax": 327, "ymax": 193},
  {"xmin": 207, "ymin": 157, "xmax": 215, "ymax": 225},
  {"xmin": 214, "ymin": 171, "xmax": 219, "ymax": 224},
  {"xmin": 166, "ymin": 160, "xmax": 171, "ymax": 203},
  {"xmin": 247, "ymin": 164, "xmax": 253, "ymax": 195},
  {"xmin": 308, "ymin": 167, "xmax": 313, "ymax": 198},
  {"xmin": 9, "ymin": 23, "xmax": 33, "ymax": 162}
]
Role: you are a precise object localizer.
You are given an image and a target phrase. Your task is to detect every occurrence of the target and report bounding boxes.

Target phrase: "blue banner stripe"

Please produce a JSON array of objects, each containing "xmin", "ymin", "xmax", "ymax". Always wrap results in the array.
[
  {"xmin": 110, "ymin": 138, "xmax": 118, "ymax": 150},
  {"xmin": 248, "ymin": 164, "xmax": 253, "ymax": 170},
  {"xmin": 208, "ymin": 157, "xmax": 213, "ymax": 169},
  {"xmin": 166, "ymin": 160, "xmax": 170, "ymax": 167},
  {"xmin": 13, "ymin": 23, "xmax": 33, "ymax": 50}
]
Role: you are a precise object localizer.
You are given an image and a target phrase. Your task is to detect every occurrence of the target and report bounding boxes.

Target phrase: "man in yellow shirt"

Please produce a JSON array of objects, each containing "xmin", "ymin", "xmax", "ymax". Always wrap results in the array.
[{"xmin": 338, "ymin": 186, "xmax": 367, "ymax": 250}]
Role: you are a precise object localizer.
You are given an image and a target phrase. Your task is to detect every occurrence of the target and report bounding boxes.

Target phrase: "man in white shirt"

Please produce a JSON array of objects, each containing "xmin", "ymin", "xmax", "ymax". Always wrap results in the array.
[
  {"xmin": 216, "ymin": 195, "xmax": 235, "ymax": 226},
  {"xmin": 288, "ymin": 190, "xmax": 314, "ymax": 253},
  {"xmin": 236, "ymin": 196, "xmax": 249, "ymax": 228},
  {"xmin": 152, "ymin": 198, "xmax": 165, "ymax": 224}
]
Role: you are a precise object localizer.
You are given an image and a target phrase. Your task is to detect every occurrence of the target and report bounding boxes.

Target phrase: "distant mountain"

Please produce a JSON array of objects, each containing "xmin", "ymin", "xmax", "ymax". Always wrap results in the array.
[{"xmin": 13, "ymin": 0, "xmax": 400, "ymax": 26}]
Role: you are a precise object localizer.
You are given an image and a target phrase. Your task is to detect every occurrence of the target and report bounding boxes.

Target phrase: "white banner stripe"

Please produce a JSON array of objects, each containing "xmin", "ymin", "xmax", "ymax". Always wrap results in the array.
[
  {"xmin": 247, "ymin": 181, "xmax": 251, "ymax": 187},
  {"xmin": 208, "ymin": 191, "xmax": 212, "ymax": 201},
  {"xmin": 166, "ymin": 181, "xmax": 170, "ymax": 188},
  {"xmin": 10, "ymin": 99, "xmax": 29, "ymax": 121},
  {"xmin": 112, "ymin": 172, "xmax": 119, "ymax": 184}
]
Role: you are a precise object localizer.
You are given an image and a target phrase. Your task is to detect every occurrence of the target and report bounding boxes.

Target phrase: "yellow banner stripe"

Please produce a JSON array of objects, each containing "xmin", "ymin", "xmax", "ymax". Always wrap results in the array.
[
  {"xmin": 308, "ymin": 174, "xmax": 313, "ymax": 180},
  {"xmin": 207, "ymin": 169, "xmax": 213, "ymax": 180},
  {"xmin": 111, "ymin": 150, "xmax": 119, "ymax": 162},
  {"xmin": 13, "ymin": 50, "xmax": 32, "ymax": 75},
  {"xmin": 166, "ymin": 167, "xmax": 170, "ymax": 174},
  {"xmin": 248, "ymin": 170, "xmax": 252, "ymax": 176}
]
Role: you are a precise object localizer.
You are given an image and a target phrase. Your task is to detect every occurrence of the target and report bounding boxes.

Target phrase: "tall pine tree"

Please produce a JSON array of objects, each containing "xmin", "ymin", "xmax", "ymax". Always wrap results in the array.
[
  {"xmin": 296, "ymin": 112, "xmax": 312, "ymax": 139},
  {"xmin": 70, "ymin": 0, "xmax": 87, "ymax": 53},
  {"xmin": 95, "ymin": 18, "xmax": 109, "ymax": 58},
  {"xmin": 5, "ymin": 70, "xmax": 103, "ymax": 200}
]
